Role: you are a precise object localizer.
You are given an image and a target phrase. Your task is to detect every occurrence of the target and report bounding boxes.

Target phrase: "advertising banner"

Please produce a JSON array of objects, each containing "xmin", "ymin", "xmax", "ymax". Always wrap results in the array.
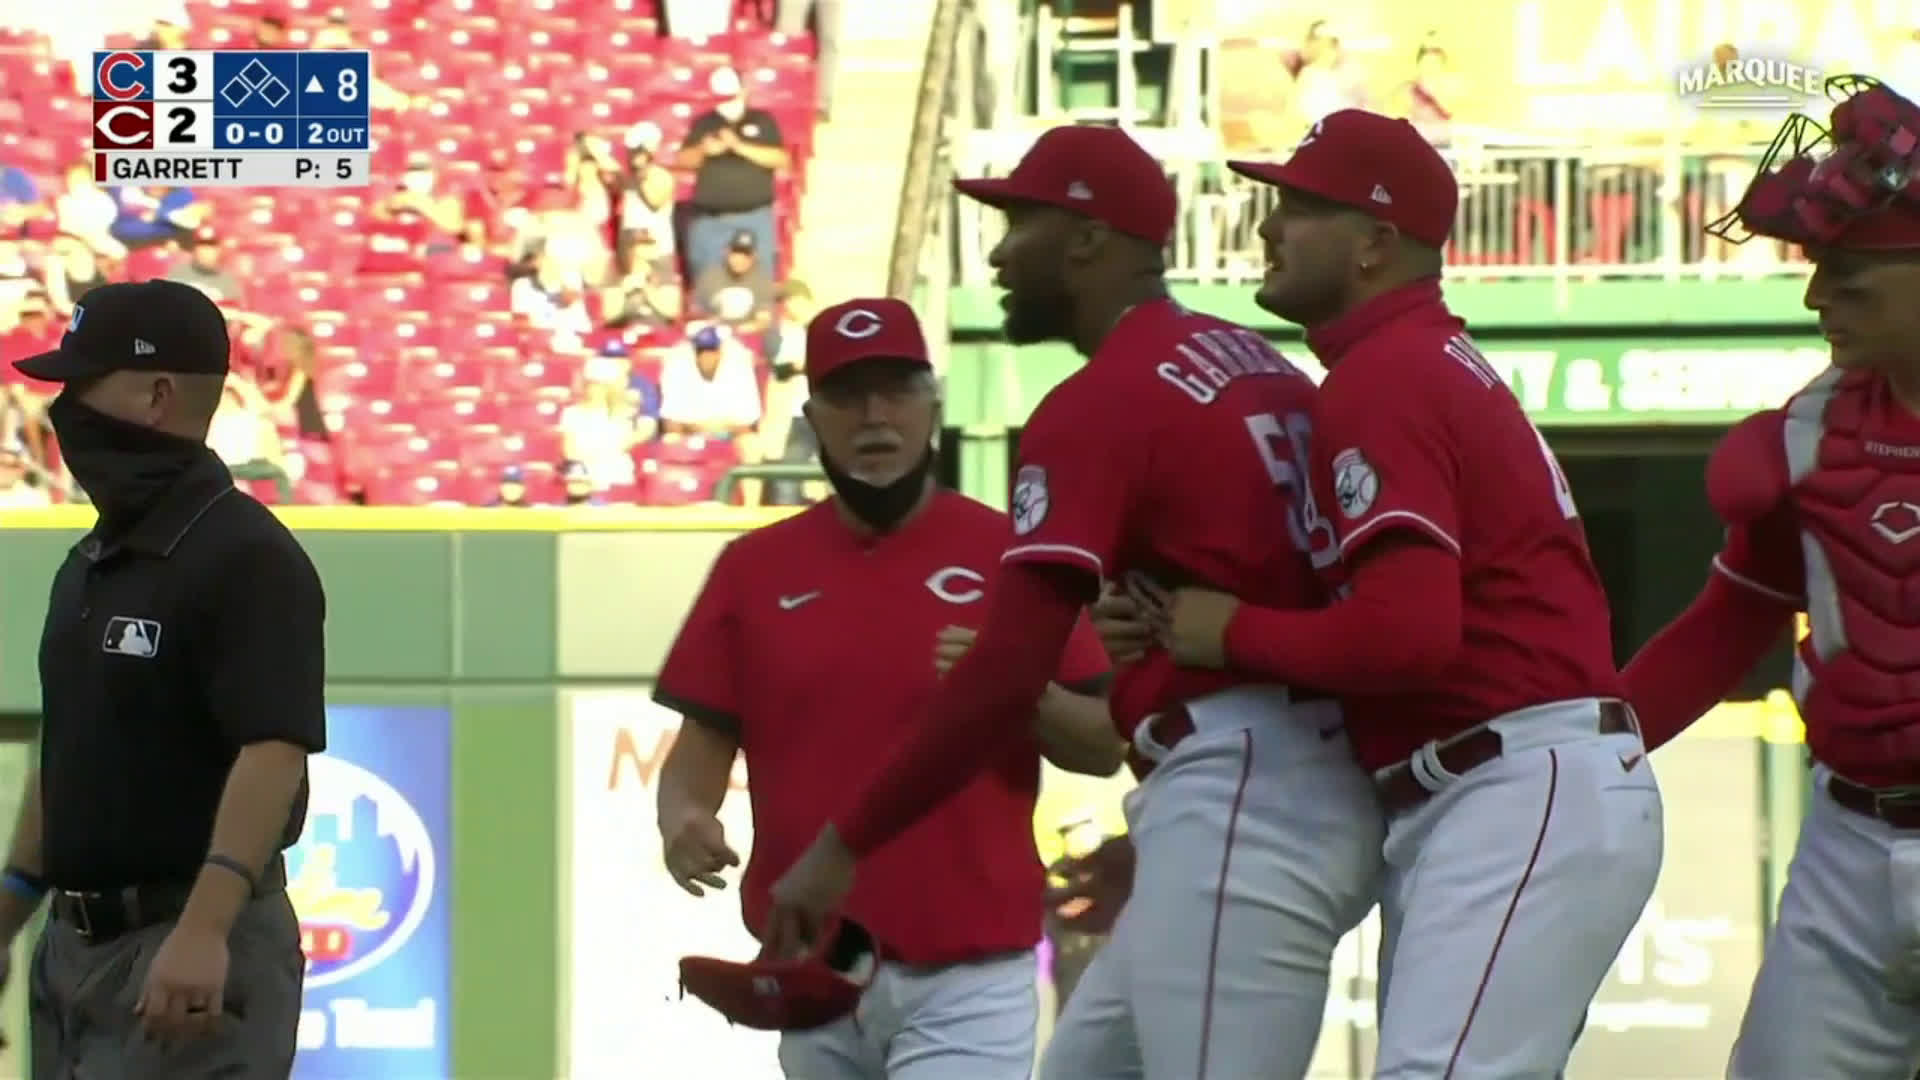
[
  {"xmin": 563, "ymin": 690, "xmax": 780, "ymax": 1080},
  {"xmin": 289, "ymin": 705, "xmax": 451, "ymax": 1080}
]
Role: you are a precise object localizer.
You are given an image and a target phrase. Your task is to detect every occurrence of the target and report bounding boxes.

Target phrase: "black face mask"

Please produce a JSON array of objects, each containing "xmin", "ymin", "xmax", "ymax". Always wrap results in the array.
[
  {"xmin": 821, "ymin": 444, "xmax": 934, "ymax": 533},
  {"xmin": 47, "ymin": 392, "xmax": 208, "ymax": 527}
]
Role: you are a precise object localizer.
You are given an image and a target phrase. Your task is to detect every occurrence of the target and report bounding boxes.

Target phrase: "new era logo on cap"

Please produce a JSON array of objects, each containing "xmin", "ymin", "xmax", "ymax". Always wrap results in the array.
[
  {"xmin": 1067, "ymin": 180, "xmax": 1093, "ymax": 200},
  {"xmin": 134, "ymin": 337, "xmax": 156, "ymax": 356},
  {"xmin": 1371, "ymin": 184, "xmax": 1393, "ymax": 204}
]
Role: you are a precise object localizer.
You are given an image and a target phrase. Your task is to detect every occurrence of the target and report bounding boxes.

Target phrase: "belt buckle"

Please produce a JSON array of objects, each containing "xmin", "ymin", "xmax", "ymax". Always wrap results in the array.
[{"xmin": 1873, "ymin": 786, "xmax": 1920, "ymax": 816}]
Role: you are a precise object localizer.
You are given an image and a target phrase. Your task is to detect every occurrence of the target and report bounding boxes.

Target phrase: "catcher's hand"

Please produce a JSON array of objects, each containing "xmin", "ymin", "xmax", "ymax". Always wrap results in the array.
[
  {"xmin": 1046, "ymin": 834, "xmax": 1136, "ymax": 936},
  {"xmin": 663, "ymin": 812, "xmax": 740, "ymax": 897}
]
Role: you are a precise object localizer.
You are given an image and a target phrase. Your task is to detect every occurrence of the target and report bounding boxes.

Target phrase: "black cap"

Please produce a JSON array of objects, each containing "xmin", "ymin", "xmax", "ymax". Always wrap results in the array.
[
  {"xmin": 14, "ymin": 280, "xmax": 229, "ymax": 383},
  {"xmin": 728, "ymin": 229, "xmax": 756, "ymax": 253}
]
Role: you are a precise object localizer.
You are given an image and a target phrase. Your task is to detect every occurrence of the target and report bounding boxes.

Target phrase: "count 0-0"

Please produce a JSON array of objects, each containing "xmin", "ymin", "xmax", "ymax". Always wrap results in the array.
[{"xmin": 227, "ymin": 121, "xmax": 286, "ymax": 146}]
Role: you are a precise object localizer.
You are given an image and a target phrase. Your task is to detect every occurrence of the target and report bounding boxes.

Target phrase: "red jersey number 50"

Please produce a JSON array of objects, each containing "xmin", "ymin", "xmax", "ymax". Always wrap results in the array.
[{"xmin": 1246, "ymin": 411, "xmax": 1340, "ymax": 569}]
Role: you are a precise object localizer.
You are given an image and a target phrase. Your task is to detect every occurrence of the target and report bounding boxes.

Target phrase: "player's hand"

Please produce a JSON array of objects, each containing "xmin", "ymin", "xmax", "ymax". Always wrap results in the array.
[
  {"xmin": 933, "ymin": 625, "xmax": 975, "ymax": 676},
  {"xmin": 135, "ymin": 921, "xmax": 229, "ymax": 1046},
  {"xmin": 1045, "ymin": 835, "xmax": 1135, "ymax": 935},
  {"xmin": 1091, "ymin": 588, "xmax": 1152, "ymax": 665},
  {"xmin": 1131, "ymin": 580, "xmax": 1238, "ymax": 669},
  {"xmin": 766, "ymin": 826, "xmax": 856, "ymax": 959},
  {"xmin": 662, "ymin": 812, "xmax": 741, "ymax": 897}
]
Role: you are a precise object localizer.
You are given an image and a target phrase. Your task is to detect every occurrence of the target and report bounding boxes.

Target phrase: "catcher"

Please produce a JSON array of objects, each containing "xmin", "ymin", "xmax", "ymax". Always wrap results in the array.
[
  {"xmin": 1623, "ymin": 75, "xmax": 1920, "ymax": 1079},
  {"xmin": 654, "ymin": 297, "xmax": 1120, "ymax": 1079}
]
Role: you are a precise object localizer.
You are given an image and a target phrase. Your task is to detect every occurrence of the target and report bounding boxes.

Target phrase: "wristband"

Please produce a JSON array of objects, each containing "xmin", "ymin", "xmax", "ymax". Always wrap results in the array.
[
  {"xmin": 204, "ymin": 854, "xmax": 258, "ymax": 893},
  {"xmin": 0, "ymin": 868, "xmax": 45, "ymax": 903}
]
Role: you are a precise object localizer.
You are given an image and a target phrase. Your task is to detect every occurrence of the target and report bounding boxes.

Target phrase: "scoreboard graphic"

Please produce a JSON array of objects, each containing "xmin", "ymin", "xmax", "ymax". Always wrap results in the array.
[{"xmin": 91, "ymin": 50, "xmax": 373, "ymax": 188}]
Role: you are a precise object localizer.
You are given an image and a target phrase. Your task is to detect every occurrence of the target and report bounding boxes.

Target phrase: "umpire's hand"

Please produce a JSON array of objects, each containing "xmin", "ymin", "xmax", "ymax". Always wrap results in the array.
[{"xmin": 663, "ymin": 813, "xmax": 741, "ymax": 897}]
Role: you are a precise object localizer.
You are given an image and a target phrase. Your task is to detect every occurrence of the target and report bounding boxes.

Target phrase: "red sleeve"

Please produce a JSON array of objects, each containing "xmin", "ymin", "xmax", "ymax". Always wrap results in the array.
[
  {"xmin": 1625, "ymin": 572, "xmax": 1797, "ymax": 750},
  {"xmin": 1222, "ymin": 537, "xmax": 1461, "ymax": 692},
  {"xmin": 1054, "ymin": 612, "xmax": 1112, "ymax": 689},
  {"xmin": 836, "ymin": 562, "xmax": 1085, "ymax": 856},
  {"xmin": 1001, "ymin": 380, "xmax": 1141, "ymax": 579},
  {"xmin": 1317, "ymin": 363, "xmax": 1462, "ymax": 557},
  {"xmin": 1711, "ymin": 502, "xmax": 1807, "ymax": 606},
  {"xmin": 652, "ymin": 543, "xmax": 744, "ymax": 737}
]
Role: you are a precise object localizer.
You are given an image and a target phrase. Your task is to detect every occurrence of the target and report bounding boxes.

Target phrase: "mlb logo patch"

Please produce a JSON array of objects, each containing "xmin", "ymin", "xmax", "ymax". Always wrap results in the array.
[{"xmin": 102, "ymin": 617, "xmax": 161, "ymax": 658}]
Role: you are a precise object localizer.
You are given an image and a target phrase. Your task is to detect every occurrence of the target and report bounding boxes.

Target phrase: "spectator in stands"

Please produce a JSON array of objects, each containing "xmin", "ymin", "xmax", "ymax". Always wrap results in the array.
[
  {"xmin": 1288, "ymin": 19, "xmax": 1368, "ymax": 126},
  {"xmin": 111, "ymin": 185, "xmax": 203, "ymax": 251},
  {"xmin": 140, "ymin": 13, "xmax": 190, "ymax": 50},
  {"xmin": 565, "ymin": 132, "xmax": 620, "ymax": 261},
  {"xmin": 761, "ymin": 280, "xmax": 822, "ymax": 505},
  {"xmin": 604, "ymin": 263, "xmax": 683, "ymax": 333},
  {"xmin": 43, "ymin": 234, "xmax": 110, "ymax": 316},
  {"xmin": 559, "ymin": 459, "xmax": 606, "ymax": 506},
  {"xmin": 53, "ymin": 162, "xmax": 123, "ymax": 260},
  {"xmin": 204, "ymin": 373, "xmax": 285, "ymax": 471},
  {"xmin": 511, "ymin": 243, "xmax": 594, "ymax": 346},
  {"xmin": 467, "ymin": 149, "xmax": 532, "ymax": 248},
  {"xmin": 383, "ymin": 151, "xmax": 467, "ymax": 242},
  {"xmin": 165, "ymin": 226, "xmax": 246, "ymax": 306},
  {"xmin": 658, "ymin": 324, "xmax": 762, "ymax": 439},
  {"xmin": 677, "ymin": 66, "xmax": 789, "ymax": 281},
  {"xmin": 0, "ymin": 239, "xmax": 37, "ymax": 313},
  {"xmin": 617, "ymin": 122, "xmax": 677, "ymax": 281},
  {"xmin": 1400, "ymin": 33, "xmax": 1457, "ymax": 138},
  {"xmin": 691, "ymin": 230, "xmax": 775, "ymax": 331},
  {"xmin": 560, "ymin": 350, "xmax": 641, "ymax": 492},
  {"xmin": 491, "ymin": 465, "xmax": 533, "ymax": 507},
  {"xmin": 253, "ymin": 9, "xmax": 291, "ymax": 49},
  {"xmin": 0, "ymin": 291, "xmax": 57, "ymax": 467},
  {"xmin": 777, "ymin": 0, "xmax": 843, "ymax": 121},
  {"xmin": 0, "ymin": 441, "xmax": 50, "ymax": 509},
  {"xmin": 0, "ymin": 167, "xmax": 42, "ymax": 228}
]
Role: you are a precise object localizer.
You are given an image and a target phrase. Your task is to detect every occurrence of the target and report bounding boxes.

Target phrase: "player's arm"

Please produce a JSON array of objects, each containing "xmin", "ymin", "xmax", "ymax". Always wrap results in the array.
[
  {"xmin": 1221, "ymin": 374, "xmax": 1465, "ymax": 691},
  {"xmin": 839, "ymin": 563, "xmax": 1093, "ymax": 854},
  {"xmin": 653, "ymin": 548, "xmax": 747, "ymax": 834},
  {"xmin": 1035, "ymin": 615, "xmax": 1122, "ymax": 775},
  {"xmin": 1624, "ymin": 412, "xmax": 1802, "ymax": 749}
]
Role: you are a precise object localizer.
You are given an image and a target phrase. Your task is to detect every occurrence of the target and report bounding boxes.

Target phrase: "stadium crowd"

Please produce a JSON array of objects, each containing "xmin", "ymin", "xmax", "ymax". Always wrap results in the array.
[{"xmin": 0, "ymin": 0, "xmax": 826, "ymax": 507}]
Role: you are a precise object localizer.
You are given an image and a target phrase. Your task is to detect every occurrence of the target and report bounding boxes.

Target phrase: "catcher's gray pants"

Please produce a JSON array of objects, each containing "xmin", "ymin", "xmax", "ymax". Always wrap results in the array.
[{"xmin": 30, "ymin": 892, "xmax": 303, "ymax": 1079}]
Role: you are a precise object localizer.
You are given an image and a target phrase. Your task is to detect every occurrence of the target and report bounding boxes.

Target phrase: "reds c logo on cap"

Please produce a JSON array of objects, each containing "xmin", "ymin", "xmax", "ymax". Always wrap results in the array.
[{"xmin": 834, "ymin": 309, "xmax": 884, "ymax": 339}]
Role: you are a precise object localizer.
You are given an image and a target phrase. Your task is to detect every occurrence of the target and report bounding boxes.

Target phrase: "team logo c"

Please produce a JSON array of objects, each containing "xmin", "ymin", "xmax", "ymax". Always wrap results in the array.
[
  {"xmin": 835, "ymin": 309, "xmax": 884, "ymax": 339},
  {"xmin": 94, "ymin": 104, "xmax": 149, "ymax": 147},
  {"xmin": 96, "ymin": 51, "xmax": 146, "ymax": 101},
  {"xmin": 925, "ymin": 566, "xmax": 986, "ymax": 604}
]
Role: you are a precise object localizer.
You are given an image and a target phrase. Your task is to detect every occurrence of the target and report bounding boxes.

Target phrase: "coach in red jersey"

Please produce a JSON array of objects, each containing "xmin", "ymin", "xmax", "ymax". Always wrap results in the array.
[
  {"xmin": 770, "ymin": 125, "xmax": 1385, "ymax": 1080},
  {"xmin": 1623, "ymin": 78, "xmax": 1920, "ymax": 1078},
  {"xmin": 652, "ymin": 296, "xmax": 1117, "ymax": 1079},
  {"xmin": 1139, "ymin": 109, "xmax": 1665, "ymax": 1076}
]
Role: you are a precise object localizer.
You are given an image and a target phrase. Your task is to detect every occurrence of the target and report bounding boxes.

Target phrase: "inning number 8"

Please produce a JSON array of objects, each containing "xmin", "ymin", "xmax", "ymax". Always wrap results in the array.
[
  {"xmin": 338, "ymin": 69, "xmax": 359, "ymax": 102},
  {"xmin": 1246, "ymin": 411, "xmax": 1340, "ymax": 569}
]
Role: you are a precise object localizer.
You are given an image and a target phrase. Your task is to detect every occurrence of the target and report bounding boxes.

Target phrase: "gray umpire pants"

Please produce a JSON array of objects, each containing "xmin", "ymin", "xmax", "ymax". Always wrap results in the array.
[{"xmin": 30, "ymin": 892, "xmax": 303, "ymax": 1079}]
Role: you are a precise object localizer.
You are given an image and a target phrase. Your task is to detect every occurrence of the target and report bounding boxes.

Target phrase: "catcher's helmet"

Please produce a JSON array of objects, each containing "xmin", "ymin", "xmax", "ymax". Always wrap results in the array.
[{"xmin": 1709, "ymin": 75, "xmax": 1920, "ymax": 250}]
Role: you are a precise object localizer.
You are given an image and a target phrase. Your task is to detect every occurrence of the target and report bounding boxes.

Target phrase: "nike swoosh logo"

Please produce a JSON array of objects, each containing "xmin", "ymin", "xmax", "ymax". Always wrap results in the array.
[
  {"xmin": 1619, "ymin": 752, "xmax": 1645, "ymax": 773},
  {"xmin": 778, "ymin": 591, "xmax": 822, "ymax": 610}
]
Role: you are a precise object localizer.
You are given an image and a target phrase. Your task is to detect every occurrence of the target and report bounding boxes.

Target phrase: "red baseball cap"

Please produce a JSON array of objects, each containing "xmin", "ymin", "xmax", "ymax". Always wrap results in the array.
[
  {"xmin": 1229, "ymin": 110, "xmax": 1458, "ymax": 248},
  {"xmin": 805, "ymin": 297, "xmax": 929, "ymax": 384},
  {"xmin": 952, "ymin": 125, "xmax": 1178, "ymax": 247}
]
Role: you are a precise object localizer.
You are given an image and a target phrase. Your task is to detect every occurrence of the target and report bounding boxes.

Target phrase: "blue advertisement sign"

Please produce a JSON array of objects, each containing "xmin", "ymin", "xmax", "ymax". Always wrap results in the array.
[{"xmin": 289, "ymin": 706, "xmax": 451, "ymax": 1079}]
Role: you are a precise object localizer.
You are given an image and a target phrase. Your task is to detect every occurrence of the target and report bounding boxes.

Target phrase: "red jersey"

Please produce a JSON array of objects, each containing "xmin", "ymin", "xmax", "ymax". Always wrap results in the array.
[
  {"xmin": 1004, "ymin": 297, "xmax": 1331, "ymax": 736},
  {"xmin": 1306, "ymin": 280, "xmax": 1622, "ymax": 769},
  {"xmin": 1709, "ymin": 369, "xmax": 1920, "ymax": 785},
  {"xmin": 653, "ymin": 493, "xmax": 1110, "ymax": 966}
]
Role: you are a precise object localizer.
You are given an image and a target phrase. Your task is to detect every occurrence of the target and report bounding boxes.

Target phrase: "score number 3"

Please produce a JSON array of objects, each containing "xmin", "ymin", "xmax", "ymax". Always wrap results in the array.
[{"xmin": 1245, "ymin": 410, "xmax": 1340, "ymax": 568}]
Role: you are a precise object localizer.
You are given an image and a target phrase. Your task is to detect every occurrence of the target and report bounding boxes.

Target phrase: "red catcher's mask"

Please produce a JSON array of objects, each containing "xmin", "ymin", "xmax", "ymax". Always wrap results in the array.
[{"xmin": 1710, "ymin": 75, "xmax": 1920, "ymax": 250}]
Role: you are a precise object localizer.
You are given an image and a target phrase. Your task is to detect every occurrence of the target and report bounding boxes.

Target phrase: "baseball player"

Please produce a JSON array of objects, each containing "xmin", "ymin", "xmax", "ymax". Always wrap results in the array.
[
  {"xmin": 1621, "ymin": 76, "xmax": 1920, "ymax": 1079},
  {"xmin": 652, "ymin": 296, "xmax": 1119, "ymax": 1080},
  {"xmin": 767, "ymin": 124, "xmax": 1387, "ymax": 1080},
  {"xmin": 1142, "ymin": 108, "xmax": 1665, "ymax": 1076}
]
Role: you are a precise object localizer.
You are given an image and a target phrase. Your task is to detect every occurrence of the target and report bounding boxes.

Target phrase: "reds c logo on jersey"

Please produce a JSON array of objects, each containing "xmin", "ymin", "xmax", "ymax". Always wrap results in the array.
[{"xmin": 924, "ymin": 567, "xmax": 986, "ymax": 604}]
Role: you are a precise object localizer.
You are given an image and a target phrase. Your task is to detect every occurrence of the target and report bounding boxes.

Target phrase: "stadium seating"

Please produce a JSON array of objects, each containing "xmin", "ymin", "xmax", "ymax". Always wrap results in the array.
[{"xmin": 0, "ymin": 0, "xmax": 819, "ymax": 505}]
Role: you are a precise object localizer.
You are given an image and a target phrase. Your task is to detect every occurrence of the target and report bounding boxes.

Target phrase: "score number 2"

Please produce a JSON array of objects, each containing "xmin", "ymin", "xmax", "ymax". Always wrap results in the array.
[{"xmin": 1245, "ymin": 410, "xmax": 1340, "ymax": 569}]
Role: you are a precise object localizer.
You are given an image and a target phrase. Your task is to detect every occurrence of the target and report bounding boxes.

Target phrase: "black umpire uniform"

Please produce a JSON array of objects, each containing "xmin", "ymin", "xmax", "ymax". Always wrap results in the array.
[{"xmin": 9, "ymin": 280, "xmax": 325, "ymax": 1078}]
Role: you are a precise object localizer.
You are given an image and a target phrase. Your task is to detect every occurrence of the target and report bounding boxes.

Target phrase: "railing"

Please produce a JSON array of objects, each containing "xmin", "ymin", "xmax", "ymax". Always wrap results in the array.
[{"xmin": 948, "ymin": 128, "xmax": 1815, "ymax": 287}]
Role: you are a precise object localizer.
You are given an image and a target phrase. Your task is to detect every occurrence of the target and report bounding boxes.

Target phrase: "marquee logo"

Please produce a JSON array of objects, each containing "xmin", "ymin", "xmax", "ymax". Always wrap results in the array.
[{"xmin": 1675, "ymin": 50, "xmax": 1825, "ymax": 110}]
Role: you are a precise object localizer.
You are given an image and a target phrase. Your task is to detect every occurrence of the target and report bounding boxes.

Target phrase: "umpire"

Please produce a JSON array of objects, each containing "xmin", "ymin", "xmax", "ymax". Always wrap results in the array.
[{"xmin": 0, "ymin": 280, "xmax": 324, "ymax": 1078}]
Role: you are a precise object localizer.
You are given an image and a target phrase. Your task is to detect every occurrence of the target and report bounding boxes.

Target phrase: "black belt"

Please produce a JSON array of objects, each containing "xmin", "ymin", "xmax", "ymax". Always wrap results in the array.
[
  {"xmin": 1827, "ymin": 775, "xmax": 1920, "ymax": 829},
  {"xmin": 1376, "ymin": 700, "xmax": 1639, "ymax": 815},
  {"xmin": 50, "ymin": 856, "xmax": 287, "ymax": 944}
]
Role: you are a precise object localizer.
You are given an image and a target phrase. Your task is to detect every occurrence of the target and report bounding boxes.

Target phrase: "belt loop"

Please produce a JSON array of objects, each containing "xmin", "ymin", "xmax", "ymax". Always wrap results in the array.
[{"xmin": 1410, "ymin": 743, "xmax": 1453, "ymax": 792}]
